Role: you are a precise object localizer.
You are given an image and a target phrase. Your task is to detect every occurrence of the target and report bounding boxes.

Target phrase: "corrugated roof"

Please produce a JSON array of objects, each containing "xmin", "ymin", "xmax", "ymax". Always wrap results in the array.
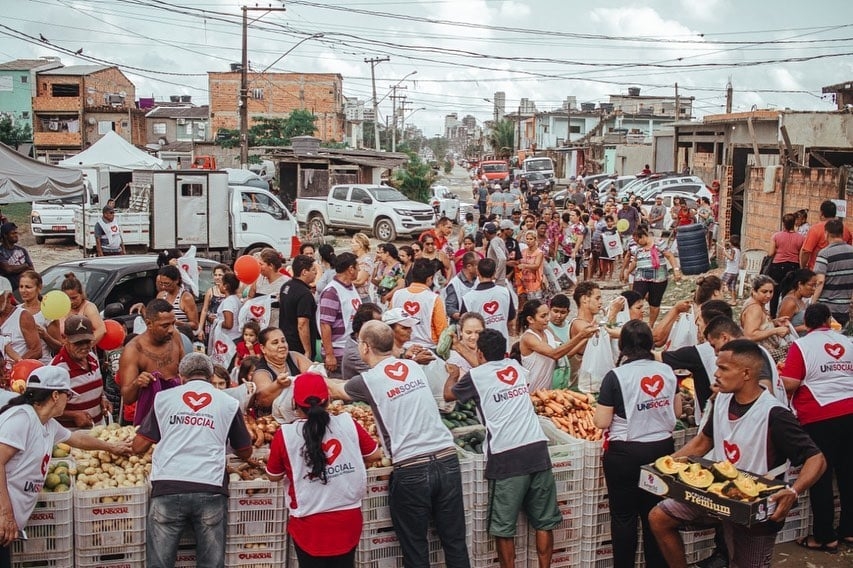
[
  {"xmin": 146, "ymin": 106, "xmax": 209, "ymax": 119},
  {"xmin": 40, "ymin": 65, "xmax": 109, "ymax": 76},
  {"xmin": 0, "ymin": 59, "xmax": 60, "ymax": 70},
  {"xmin": 703, "ymin": 110, "xmax": 780, "ymax": 123}
]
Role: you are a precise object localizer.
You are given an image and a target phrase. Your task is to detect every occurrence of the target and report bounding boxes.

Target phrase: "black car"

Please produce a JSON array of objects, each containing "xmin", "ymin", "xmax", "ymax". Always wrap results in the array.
[
  {"xmin": 518, "ymin": 172, "xmax": 552, "ymax": 193},
  {"xmin": 40, "ymin": 255, "xmax": 220, "ymax": 331}
]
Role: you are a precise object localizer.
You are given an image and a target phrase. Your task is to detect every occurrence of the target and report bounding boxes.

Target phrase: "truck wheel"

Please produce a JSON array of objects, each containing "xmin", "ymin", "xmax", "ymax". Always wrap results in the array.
[
  {"xmin": 374, "ymin": 218, "xmax": 396, "ymax": 242},
  {"xmin": 35, "ymin": 236, "xmax": 45, "ymax": 245},
  {"xmin": 308, "ymin": 215, "xmax": 327, "ymax": 238}
]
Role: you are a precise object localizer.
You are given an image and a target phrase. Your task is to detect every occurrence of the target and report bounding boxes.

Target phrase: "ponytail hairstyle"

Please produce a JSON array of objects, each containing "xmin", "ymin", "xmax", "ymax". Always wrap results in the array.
[
  {"xmin": 61, "ymin": 272, "xmax": 84, "ymax": 295},
  {"xmin": 299, "ymin": 395, "xmax": 331, "ymax": 484},
  {"xmin": 616, "ymin": 320, "xmax": 655, "ymax": 366},
  {"xmin": 0, "ymin": 388, "xmax": 55, "ymax": 415}
]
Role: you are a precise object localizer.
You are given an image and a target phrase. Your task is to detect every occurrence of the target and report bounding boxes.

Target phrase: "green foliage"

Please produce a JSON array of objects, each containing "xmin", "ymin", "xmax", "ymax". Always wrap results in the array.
[
  {"xmin": 0, "ymin": 117, "xmax": 32, "ymax": 148},
  {"xmin": 488, "ymin": 120, "xmax": 515, "ymax": 159},
  {"xmin": 443, "ymin": 159, "xmax": 453, "ymax": 174},
  {"xmin": 394, "ymin": 152, "xmax": 435, "ymax": 203},
  {"xmin": 215, "ymin": 110, "xmax": 317, "ymax": 148},
  {"xmin": 426, "ymin": 137, "xmax": 449, "ymax": 161}
]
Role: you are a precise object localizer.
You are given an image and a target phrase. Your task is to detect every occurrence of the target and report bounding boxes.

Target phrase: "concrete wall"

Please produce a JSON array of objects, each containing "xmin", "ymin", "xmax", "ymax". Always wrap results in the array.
[
  {"xmin": 781, "ymin": 112, "xmax": 853, "ymax": 149},
  {"xmin": 612, "ymin": 144, "xmax": 653, "ymax": 176}
]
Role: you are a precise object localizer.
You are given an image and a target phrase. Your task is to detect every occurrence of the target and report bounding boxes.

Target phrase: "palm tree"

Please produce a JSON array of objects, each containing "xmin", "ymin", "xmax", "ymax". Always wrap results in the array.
[{"xmin": 487, "ymin": 120, "xmax": 515, "ymax": 159}]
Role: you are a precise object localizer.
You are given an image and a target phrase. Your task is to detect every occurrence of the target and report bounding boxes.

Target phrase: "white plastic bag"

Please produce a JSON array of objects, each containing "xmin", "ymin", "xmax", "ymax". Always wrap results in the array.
[
  {"xmin": 577, "ymin": 328, "xmax": 614, "ymax": 393},
  {"xmin": 666, "ymin": 312, "xmax": 698, "ymax": 351},
  {"xmin": 208, "ymin": 322, "xmax": 236, "ymax": 368},
  {"xmin": 544, "ymin": 260, "xmax": 561, "ymax": 295},
  {"xmin": 603, "ymin": 234, "xmax": 624, "ymax": 258},
  {"xmin": 239, "ymin": 295, "xmax": 272, "ymax": 329},
  {"xmin": 609, "ymin": 297, "xmax": 631, "ymax": 360}
]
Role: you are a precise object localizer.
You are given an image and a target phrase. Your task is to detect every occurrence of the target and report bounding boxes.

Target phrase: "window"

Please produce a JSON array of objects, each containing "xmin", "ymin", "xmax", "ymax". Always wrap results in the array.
[
  {"xmin": 153, "ymin": 123, "xmax": 166, "ymax": 135},
  {"xmin": 332, "ymin": 186, "xmax": 349, "ymax": 201},
  {"xmin": 22, "ymin": 112, "xmax": 29, "ymax": 119},
  {"xmin": 350, "ymin": 188, "xmax": 371, "ymax": 203},
  {"xmin": 98, "ymin": 121, "xmax": 114, "ymax": 135},
  {"xmin": 181, "ymin": 183, "xmax": 204, "ymax": 197},
  {"xmin": 51, "ymin": 83, "xmax": 80, "ymax": 97},
  {"xmin": 20, "ymin": 75, "xmax": 28, "ymax": 84},
  {"xmin": 242, "ymin": 192, "xmax": 284, "ymax": 219},
  {"xmin": 569, "ymin": 125, "xmax": 581, "ymax": 134}
]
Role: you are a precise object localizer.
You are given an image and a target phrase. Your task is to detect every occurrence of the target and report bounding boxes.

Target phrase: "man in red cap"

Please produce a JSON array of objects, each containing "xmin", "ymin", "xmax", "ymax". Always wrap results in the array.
[{"xmin": 52, "ymin": 314, "xmax": 109, "ymax": 429}]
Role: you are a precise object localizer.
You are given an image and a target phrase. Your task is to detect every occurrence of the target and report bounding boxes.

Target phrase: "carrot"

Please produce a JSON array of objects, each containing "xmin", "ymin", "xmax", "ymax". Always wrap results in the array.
[{"xmin": 545, "ymin": 401, "xmax": 565, "ymax": 415}]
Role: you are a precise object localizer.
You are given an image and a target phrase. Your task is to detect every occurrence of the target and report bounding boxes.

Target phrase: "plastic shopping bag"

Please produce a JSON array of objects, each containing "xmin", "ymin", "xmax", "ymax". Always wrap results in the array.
[
  {"xmin": 666, "ymin": 312, "xmax": 698, "ymax": 351},
  {"xmin": 208, "ymin": 322, "xmax": 236, "ymax": 369},
  {"xmin": 177, "ymin": 246, "xmax": 200, "ymax": 297},
  {"xmin": 602, "ymin": 235, "xmax": 624, "ymax": 258},
  {"xmin": 544, "ymin": 260, "xmax": 562, "ymax": 295},
  {"xmin": 561, "ymin": 261, "xmax": 578, "ymax": 288},
  {"xmin": 239, "ymin": 295, "xmax": 272, "ymax": 329},
  {"xmin": 577, "ymin": 328, "xmax": 613, "ymax": 393}
]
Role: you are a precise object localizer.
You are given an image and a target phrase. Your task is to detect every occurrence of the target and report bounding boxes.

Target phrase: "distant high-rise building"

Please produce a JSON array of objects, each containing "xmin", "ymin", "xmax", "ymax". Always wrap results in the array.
[
  {"xmin": 519, "ymin": 98, "xmax": 537, "ymax": 114},
  {"xmin": 444, "ymin": 113, "xmax": 460, "ymax": 138},
  {"xmin": 493, "ymin": 91, "xmax": 506, "ymax": 121},
  {"xmin": 562, "ymin": 96, "xmax": 577, "ymax": 111}
]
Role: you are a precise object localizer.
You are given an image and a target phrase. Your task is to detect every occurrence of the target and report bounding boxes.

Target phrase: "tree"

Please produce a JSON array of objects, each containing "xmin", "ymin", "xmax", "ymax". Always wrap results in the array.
[
  {"xmin": 426, "ymin": 136, "xmax": 449, "ymax": 161},
  {"xmin": 214, "ymin": 110, "xmax": 318, "ymax": 148},
  {"xmin": 394, "ymin": 152, "xmax": 435, "ymax": 203},
  {"xmin": 0, "ymin": 117, "xmax": 32, "ymax": 148},
  {"xmin": 487, "ymin": 120, "xmax": 515, "ymax": 159}
]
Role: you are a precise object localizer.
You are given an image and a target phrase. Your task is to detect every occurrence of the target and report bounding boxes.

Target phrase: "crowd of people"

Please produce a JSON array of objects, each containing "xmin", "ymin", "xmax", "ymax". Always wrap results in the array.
[{"xmin": 0, "ymin": 169, "xmax": 850, "ymax": 568}]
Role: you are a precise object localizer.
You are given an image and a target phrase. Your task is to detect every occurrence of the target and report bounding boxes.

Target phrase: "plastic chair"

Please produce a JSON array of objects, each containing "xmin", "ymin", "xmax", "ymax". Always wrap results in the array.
[{"xmin": 738, "ymin": 249, "xmax": 768, "ymax": 298}]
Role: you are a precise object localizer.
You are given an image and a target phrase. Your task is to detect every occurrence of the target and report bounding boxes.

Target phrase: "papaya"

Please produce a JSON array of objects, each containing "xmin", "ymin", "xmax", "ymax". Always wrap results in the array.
[
  {"xmin": 654, "ymin": 455, "xmax": 688, "ymax": 475},
  {"xmin": 710, "ymin": 460, "xmax": 739, "ymax": 482},
  {"xmin": 677, "ymin": 463, "xmax": 714, "ymax": 489}
]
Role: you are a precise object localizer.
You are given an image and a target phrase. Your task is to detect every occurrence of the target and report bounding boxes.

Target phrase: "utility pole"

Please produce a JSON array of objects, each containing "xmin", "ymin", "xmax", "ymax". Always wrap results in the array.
[
  {"xmin": 398, "ymin": 98, "xmax": 411, "ymax": 143},
  {"xmin": 365, "ymin": 56, "xmax": 389, "ymax": 151},
  {"xmin": 240, "ymin": 4, "xmax": 286, "ymax": 169},
  {"xmin": 725, "ymin": 80, "xmax": 733, "ymax": 113},
  {"xmin": 673, "ymin": 82, "xmax": 680, "ymax": 172},
  {"xmin": 389, "ymin": 86, "xmax": 407, "ymax": 152}
]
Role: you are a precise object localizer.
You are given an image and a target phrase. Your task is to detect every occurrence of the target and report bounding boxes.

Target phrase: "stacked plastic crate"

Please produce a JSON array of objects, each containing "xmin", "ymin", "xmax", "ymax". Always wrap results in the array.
[
  {"xmin": 11, "ymin": 488, "xmax": 73, "ymax": 568},
  {"xmin": 579, "ymin": 434, "xmax": 611, "ymax": 566},
  {"xmin": 73, "ymin": 484, "xmax": 148, "ymax": 568},
  {"xmin": 680, "ymin": 527, "xmax": 716, "ymax": 565},
  {"xmin": 775, "ymin": 465, "xmax": 811, "ymax": 544},
  {"xmin": 225, "ymin": 476, "xmax": 287, "ymax": 567},
  {"xmin": 533, "ymin": 420, "xmax": 585, "ymax": 567}
]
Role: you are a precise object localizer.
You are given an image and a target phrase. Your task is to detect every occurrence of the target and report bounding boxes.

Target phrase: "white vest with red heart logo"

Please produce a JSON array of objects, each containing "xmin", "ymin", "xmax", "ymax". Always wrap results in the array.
[
  {"xmin": 97, "ymin": 218, "xmax": 122, "ymax": 251},
  {"xmin": 608, "ymin": 360, "xmax": 677, "ymax": 443},
  {"xmin": 793, "ymin": 330, "xmax": 853, "ymax": 408},
  {"xmin": 462, "ymin": 285, "xmax": 511, "ymax": 340},
  {"xmin": 150, "ymin": 380, "xmax": 240, "ymax": 486},
  {"xmin": 281, "ymin": 413, "xmax": 367, "ymax": 517},
  {"xmin": 321, "ymin": 279, "xmax": 361, "ymax": 351},
  {"xmin": 712, "ymin": 390, "xmax": 783, "ymax": 475},
  {"xmin": 361, "ymin": 357, "xmax": 453, "ymax": 462},
  {"xmin": 468, "ymin": 360, "xmax": 546, "ymax": 455},
  {"xmin": 391, "ymin": 287, "xmax": 439, "ymax": 348}
]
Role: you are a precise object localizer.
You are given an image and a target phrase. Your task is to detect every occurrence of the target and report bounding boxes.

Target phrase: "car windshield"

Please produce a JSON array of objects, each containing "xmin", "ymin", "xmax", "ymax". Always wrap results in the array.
[
  {"xmin": 482, "ymin": 163, "xmax": 508, "ymax": 173},
  {"xmin": 371, "ymin": 187, "xmax": 408, "ymax": 202},
  {"xmin": 40, "ymin": 266, "xmax": 109, "ymax": 300},
  {"xmin": 524, "ymin": 159, "xmax": 552, "ymax": 172}
]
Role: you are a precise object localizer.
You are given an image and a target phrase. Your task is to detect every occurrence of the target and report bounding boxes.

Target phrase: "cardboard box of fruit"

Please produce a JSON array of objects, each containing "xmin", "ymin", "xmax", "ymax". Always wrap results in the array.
[{"xmin": 639, "ymin": 456, "xmax": 789, "ymax": 526}]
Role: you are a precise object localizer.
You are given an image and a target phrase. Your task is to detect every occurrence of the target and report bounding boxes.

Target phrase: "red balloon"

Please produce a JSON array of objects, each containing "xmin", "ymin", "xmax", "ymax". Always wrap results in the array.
[
  {"xmin": 11, "ymin": 359, "xmax": 44, "ymax": 383},
  {"xmin": 98, "ymin": 319, "xmax": 127, "ymax": 351},
  {"xmin": 234, "ymin": 255, "xmax": 261, "ymax": 285}
]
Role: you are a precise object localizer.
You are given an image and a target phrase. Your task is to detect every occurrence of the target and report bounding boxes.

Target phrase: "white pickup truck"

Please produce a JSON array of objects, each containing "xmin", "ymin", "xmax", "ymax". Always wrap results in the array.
[{"xmin": 295, "ymin": 184, "xmax": 436, "ymax": 242}]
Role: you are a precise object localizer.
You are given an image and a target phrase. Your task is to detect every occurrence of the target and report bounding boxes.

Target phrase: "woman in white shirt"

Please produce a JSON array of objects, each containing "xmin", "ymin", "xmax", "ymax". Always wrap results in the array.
[
  {"xmin": 446, "ymin": 313, "xmax": 485, "ymax": 375},
  {"xmin": 0, "ymin": 366, "xmax": 130, "ymax": 565},
  {"xmin": 213, "ymin": 273, "xmax": 243, "ymax": 343}
]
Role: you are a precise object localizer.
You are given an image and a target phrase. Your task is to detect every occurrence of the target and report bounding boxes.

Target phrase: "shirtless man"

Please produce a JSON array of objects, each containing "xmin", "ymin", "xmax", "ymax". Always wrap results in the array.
[{"xmin": 118, "ymin": 299, "xmax": 185, "ymax": 425}]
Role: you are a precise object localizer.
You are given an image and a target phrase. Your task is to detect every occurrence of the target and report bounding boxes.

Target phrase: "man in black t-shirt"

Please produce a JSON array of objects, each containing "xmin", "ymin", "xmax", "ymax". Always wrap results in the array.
[{"xmin": 279, "ymin": 255, "xmax": 319, "ymax": 360}]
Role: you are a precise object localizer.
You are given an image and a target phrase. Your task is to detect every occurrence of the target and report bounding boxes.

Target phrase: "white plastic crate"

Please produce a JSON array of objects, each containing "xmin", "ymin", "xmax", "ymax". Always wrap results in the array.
[
  {"xmin": 227, "ymin": 478, "xmax": 286, "ymax": 538},
  {"xmin": 224, "ymin": 538, "xmax": 286, "ymax": 568},
  {"xmin": 527, "ymin": 500, "xmax": 582, "ymax": 557},
  {"xmin": 531, "ymin": 544, "xmax": 580, "ymax": 568},
  {"xmin": 538, "ymin": 419, "xmax": 585, "ymax": 502},
  {"xmin": 471, "ymin": 509, "xmax": 527, "ymax": 566},
  {"xmin": 12, "ymin": 489, "xmax": 73, "ymax": 556},
  {"xmin": 580, "ymin": 492, "xmax": 611, "ymax": 541},
  {"xmin": 362, "ymin": 465, "xmax": 394, "ymax": 524},
  {"xmin": 173, "ymin": 528, "xmax": 197, "ymax": 568},
  {"xmin": 75, "ymin": 543, "xmax": 145, "ymax": 568},
  {"xmin": 74, "ymin": 485, "xmax": 147, "ymax": 550},
  {"xmin": 680, "ymin": 527, "xmax": 715, "ymax": 564},
  {"xmin": 579, "ymin": 537, "xmax": 614, "ymax": 568},
  {"xmin": 673, "ymin": 428, "xmax": 687, "ymax": 451},
  {"xmin": 12, "ymin": 550, "xmax": 74, "ymax": 568},
  {"xmin": 354, "ymin": 523, "xmax": 450, "ymax": 568}
]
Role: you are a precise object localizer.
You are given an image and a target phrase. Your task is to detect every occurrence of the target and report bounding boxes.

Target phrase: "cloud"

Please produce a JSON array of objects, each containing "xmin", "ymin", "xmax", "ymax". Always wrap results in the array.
[
  {"xmin": 500, "ymin": 1, "xmax": 531, "ymax": 18},
  {"xmin": 679, "ymin": 0, "xmax": 728, "ymax": 22}
]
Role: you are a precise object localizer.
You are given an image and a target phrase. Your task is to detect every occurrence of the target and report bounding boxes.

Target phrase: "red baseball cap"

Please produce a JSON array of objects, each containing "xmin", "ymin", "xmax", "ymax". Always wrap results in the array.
[{"xmin": 293, "ymin": 373, "xmax": 329, "ymax": 407}]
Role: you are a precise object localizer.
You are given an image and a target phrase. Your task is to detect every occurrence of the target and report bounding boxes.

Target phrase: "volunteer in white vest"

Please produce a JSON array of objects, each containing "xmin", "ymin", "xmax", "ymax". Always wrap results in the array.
[
  {"xmin": 594, "ymin": 320, "xmax": 681, "ymax": 568},
  {"xmin": 266, "ymin": 373, "xmax": 379, "ymax": 566},
  {"xmin": 317, "ymin": 253, "xmax": 362, "ymax": 378},
  {"xmin": 781, "ymin": 303, "xmax": 853, "ymax": 552},
  {"xmin": 390, "ymin": 258, "xmax": 447, "ymax": 350},
  {"xmin": 443, "ymin": 251, "xmax": 478, "ymax": 323},
  {"xmin": 444, "ymin": 328, "xmax": 562, "ymax": 568},
  {"xmin": 0, "ymin": 367, "xmax": 131, "ymax": 566},
  {"xmin": 461, "ymin": 258, "xmax": 515, "ymax": 341},
  {"xmin": 132, "ymin": 353, "xmax": 253, "ymax": 568},
  {"xmin": 650, "ymin": 339, "xmax": 826, "ymax": 568},
  {"xmin": 94, "ymin": 205, "xmax": 125, "ymax": 256},
  {"xmin": 331, "ymin": 321, "xmax": 470, "ymax": 568}
]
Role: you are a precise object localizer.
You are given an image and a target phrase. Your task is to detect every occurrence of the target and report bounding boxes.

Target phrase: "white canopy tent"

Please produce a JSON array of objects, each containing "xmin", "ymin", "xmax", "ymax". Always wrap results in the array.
[{"xmin": 58, "ymin": 131, "xmax": 165, "ymax": 170}]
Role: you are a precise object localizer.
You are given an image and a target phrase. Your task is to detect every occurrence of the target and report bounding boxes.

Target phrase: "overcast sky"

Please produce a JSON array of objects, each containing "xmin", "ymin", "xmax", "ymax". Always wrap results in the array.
[{"xmin": 2, "ymin": 0, "xmax": 851, "ymax": 136}]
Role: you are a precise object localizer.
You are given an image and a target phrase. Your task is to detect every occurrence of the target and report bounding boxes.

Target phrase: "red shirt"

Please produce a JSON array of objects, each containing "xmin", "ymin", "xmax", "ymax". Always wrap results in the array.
[
  {"xmin": 235, "ymin": 341, "xmax": 262, "ymax": 363},
  {"xmin": 801, "ymin": 220, "xmax": 853, "ymax": 269},
  {"xmin": 419, "ymin": 229, "xmax": 448, "ymax": 252},
  {"xmin": 779, "ymin": 334, "xmax": 853, "ymax": 425},
  {"xmin": 266, "ymin": 421, "xmax": 378, "ymax": 556}
]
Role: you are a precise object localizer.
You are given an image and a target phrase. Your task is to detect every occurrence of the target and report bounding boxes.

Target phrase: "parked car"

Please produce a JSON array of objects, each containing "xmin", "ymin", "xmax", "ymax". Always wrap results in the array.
[
  {"xmin": 643, "ymin": 190, "xmax": 699, "ymax": 231},
  {"xmin": 518, "ymin": 172, "xmax": 552, "ymax": 192},
  {"xmin": 621, "ymin": 175, "xmax": 705, "ymax": 202},
  {"xmin": 40, "ymin": 255, "xmax": 220, "ymax": 332},
  {"xmin": 596, "ymin": 176, "xmax": 636, "ymax": 194},
  {"xmin": 30, "ymin": 197, "xmax": 79, "ymax": 244},
  {"xmin": 429, "ymin": 185, "xmax": 460, "ymax": 221},
  {"xmin": 639, "ymin": 182, "xmax": 711, "ymax": 203}
]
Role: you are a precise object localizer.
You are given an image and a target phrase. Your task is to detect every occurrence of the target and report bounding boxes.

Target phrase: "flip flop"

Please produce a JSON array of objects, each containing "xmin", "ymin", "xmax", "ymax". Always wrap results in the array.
[{"xmin": 796, "ymin": 536, "xmax": 838, "ymax": 553}]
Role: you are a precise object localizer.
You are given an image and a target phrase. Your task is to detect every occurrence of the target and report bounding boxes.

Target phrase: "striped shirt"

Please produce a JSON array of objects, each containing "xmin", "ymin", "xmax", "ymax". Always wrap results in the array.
[
  {"xmin": 814, "ymin": 241, "xmax": 853, "ymax": 316},
  {"xmin": 632, "ymin": 240, "xmax": 670, "ymax": 282},
  {"xmin": 318, "ymin": 278, "xmax": 351, "ymax": 356},
  {"xmin": 52, "ymin": 348, "xmax": 103, "ymax": 427}
]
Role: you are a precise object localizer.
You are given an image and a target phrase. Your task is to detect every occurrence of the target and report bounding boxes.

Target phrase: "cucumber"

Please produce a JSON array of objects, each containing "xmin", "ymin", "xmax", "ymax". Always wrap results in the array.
[{"xmin": 442, "ymin": 418, "xmax": 455, "ymax": 429}]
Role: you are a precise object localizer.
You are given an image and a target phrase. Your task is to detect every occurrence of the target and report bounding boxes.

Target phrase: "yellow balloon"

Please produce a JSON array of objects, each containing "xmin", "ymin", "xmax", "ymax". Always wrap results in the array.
[
  {"xmin": 616, "ymin": 218, "xmax": 630, "ymax": 233},
  {"xmin": 41, "ymin": 290, "xmax": 72, "ymax": 320}
]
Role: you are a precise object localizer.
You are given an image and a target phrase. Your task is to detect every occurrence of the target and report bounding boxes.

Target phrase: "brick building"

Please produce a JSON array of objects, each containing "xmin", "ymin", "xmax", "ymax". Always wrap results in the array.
[
  {"xmin": 32, "ymin": 65, "xmax": 140, "ymax": 161},
  {"xmin": 207, "ymin": 71, "xmax": 344, "ymax": 143}
]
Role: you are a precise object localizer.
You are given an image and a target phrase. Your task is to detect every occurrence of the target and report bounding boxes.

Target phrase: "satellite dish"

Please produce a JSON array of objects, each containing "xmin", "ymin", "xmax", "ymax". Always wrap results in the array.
[
  {"xmin": 87, "ymin": 117, "xmax": 96, "ymax": 125},
  {"xmin": 86, "ymin": 97, "xmax": 94, "ymax": 105},
  {"xmin": 158, "ymin": 137, "xmax": 168, "ymax": 146}
]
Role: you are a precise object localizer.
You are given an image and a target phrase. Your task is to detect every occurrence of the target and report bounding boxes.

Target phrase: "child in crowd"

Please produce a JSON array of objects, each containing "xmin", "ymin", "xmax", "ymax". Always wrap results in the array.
[
  {"xmin": 548, "ymin": 294, "xmax": 572, "ymax": 389},
  {"xmin": 212, "ymin": 365, "xmax": 231, "ymax": 390},
  {"xmin": 722, "ymin": 235, "xmax": 741, "ymax": 302},
  {"xmin": 599, "ymin": 215, "xmax": 618, "ymax": 281},
  {"xmin": 234, "ymin": 321, "xmax": 262, "ymax": 367},
  {"xmin": 235, "ymin": 355, "xmax": 260, "ymax": 386}
]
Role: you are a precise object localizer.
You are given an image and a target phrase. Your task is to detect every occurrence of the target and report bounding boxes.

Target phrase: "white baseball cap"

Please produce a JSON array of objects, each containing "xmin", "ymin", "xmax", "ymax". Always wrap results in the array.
[
  {"xmin": 26, "ymin": 366, "xmax": 78, "ymax": 396},
  {"xmin": 0, "ymin": 277, "xmax": 12, "ymax": 294},
  {"xmin": 382, "ymin": 308, "xmax": 419, "ymax": 327}
]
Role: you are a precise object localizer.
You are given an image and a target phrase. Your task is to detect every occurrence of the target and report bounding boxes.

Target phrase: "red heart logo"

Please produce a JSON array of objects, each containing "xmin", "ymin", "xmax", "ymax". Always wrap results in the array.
[
  {"xmin": 723, "ymin": 440, "xmax": 740, "ymax": 464},
  {"xmin": 111, "ymin": 225, "xmax": 118, "ymax": 232},
  {"xmin": 496, "ymin": 366, "xmax": 518, "ymax": 386},
  {"xmin": 41, "ymin": 454, "xmax": 50, "ymax": 476},
  {"xmin": 640, "ymin": 375, "xmax": 664, "ymax": 398},
  {"xmin": 322, "ymin": 438, "xmax": 342, "ymax": 465},
  {"xmin": 824, "ymin": 343, "xmax": 845, "ymax": 360},
  {"xmin": 384, "ymin": 361, "xmax": 409, "ymax": 382},
  {"xmin": 182, "ymin": 391, "xmax": 212, "ymax": 412},
  {"xmin": 608, "ymin": 240, "xmax": 617, "ymax": 247},
  {"xmin": 250, "ymin": 305, "xmax": 265, "ymax": 317},
  {"xmin": 403, "ymin": 301, "xmax": 420, "ymax": 316},
  {"xmin": 483, "ymin": 301, "xmax": 499, "ymax": 315},
  {"xmin": 181, "ymin": 263, "xmax": 190, "ymax": 272},
  {"xmin": 351, "ymin": 298, "xmax": 361, "ymax": 311},
  {"xmin": 214, "ymin": 340, "xmax": 228, "ymax": 354}
]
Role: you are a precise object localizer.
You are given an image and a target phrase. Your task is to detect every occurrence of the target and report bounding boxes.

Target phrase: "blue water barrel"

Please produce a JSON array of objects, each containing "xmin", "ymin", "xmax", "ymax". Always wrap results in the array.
[{"xmin": 676, "ymin": 223, "xmax": 710, "ymax": 275}]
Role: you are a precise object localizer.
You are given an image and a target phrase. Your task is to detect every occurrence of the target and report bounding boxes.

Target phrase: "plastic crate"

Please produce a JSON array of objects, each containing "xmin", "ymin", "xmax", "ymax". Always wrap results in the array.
[
  {"xmin": 362, "ymin": 465, "xmax": 394, "ymax": 524},
  {"xmin": 673, "ymin": 428, "xmax": 687, "ymax": 451},
  {"xmin": 531, "ymin": 544, "xmax": 580, "ymax": 568},
  {"xmin": 538, "ymin": 419, "xmax": 585, "ymax": 501},
  {"xmin": 11, "ymin": 551, "xmax": 74, "ymax": 568},
  {"xmin": 224, "ymin": 538, "xmax": 286, "ymax": 568},
  {"xmin": 12, "ymin": 489, "xmax": 73, "ymax": 556},
  {"xmin": 471, "ymin": 510, "xmax": 527, "ymax": 566},
  {"xmin": 226, "ymin": 478, "xmax": 286, "ymax": 538},
  {"xmin": 680, "ymin": 527, "xmax": 715, "ymax": 564},
  {"xmin": 75, "ymin": 543, "xmax": 145, "ymax": 568},
  {"xmin": 580, "ymin": 492, "xmax": 611, "ymax": 541},
  {"xmin": 354, "ymin": 523, "xmax": 449, "ymax": 568},
  {"xmin": 74, "ymin": 485, "xmax": 147, "ymax": 550},
  {"xmin": 528, "ymin": 500, "xmax": 582, "ymax": 553},
  {"xmin": 173, "ymin": 529, "xmax": 197, "ymax": 568},
  {"xmin": 579, "ymin": 537, "xmax": 614, "ymax": 568}
]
